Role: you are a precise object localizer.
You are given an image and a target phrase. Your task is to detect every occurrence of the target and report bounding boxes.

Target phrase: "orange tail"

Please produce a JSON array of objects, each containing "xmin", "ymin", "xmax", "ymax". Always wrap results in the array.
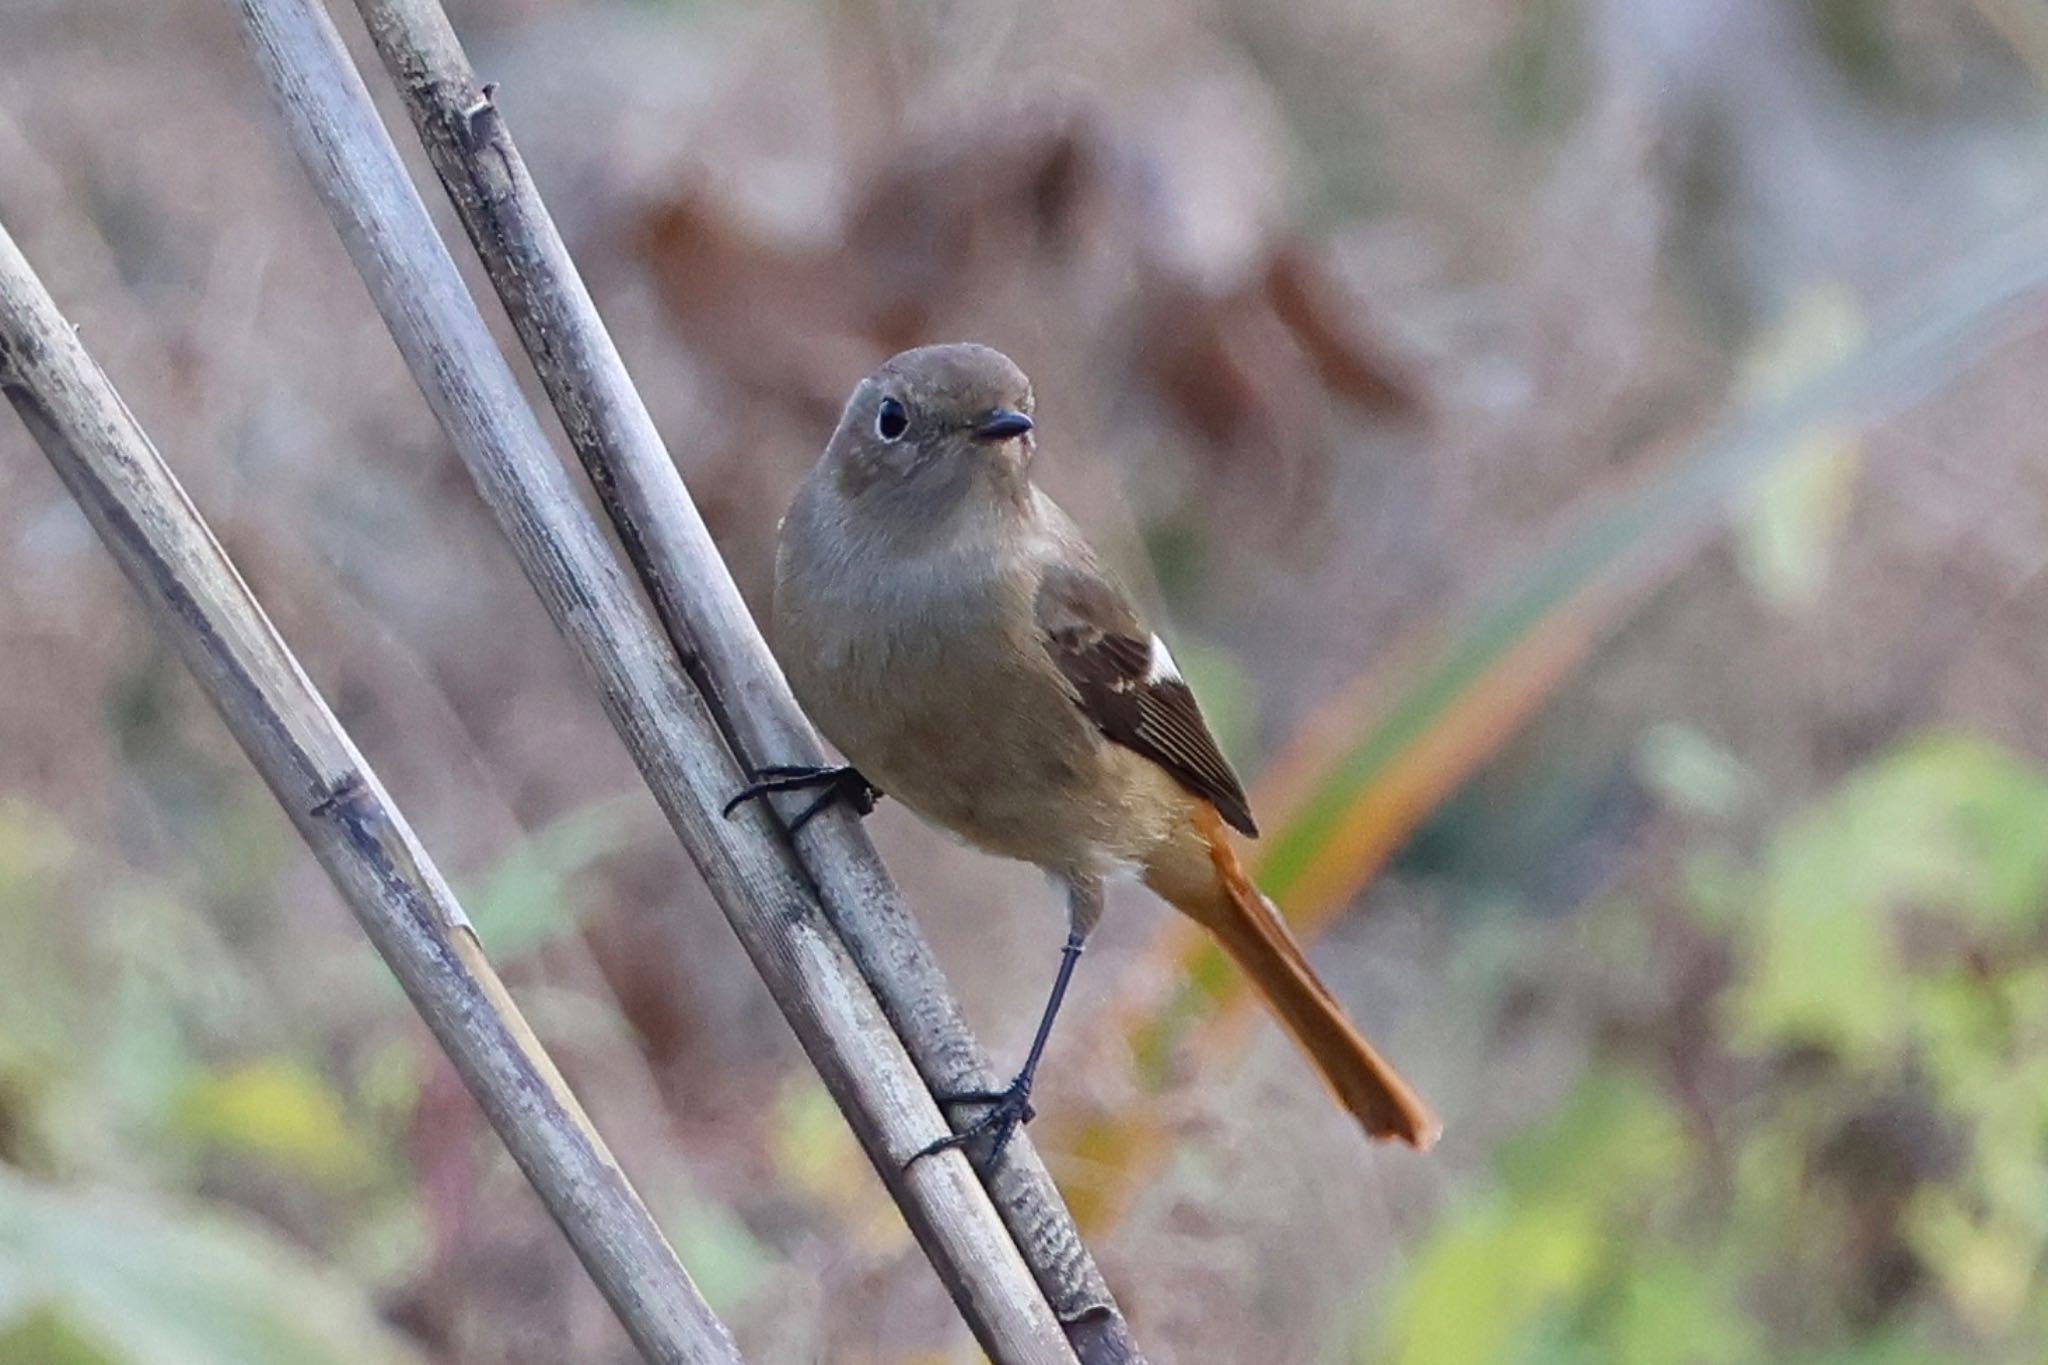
[{"xmin": 1143, "ymin": 805, "xmax": 1441, "ymax": 1149}]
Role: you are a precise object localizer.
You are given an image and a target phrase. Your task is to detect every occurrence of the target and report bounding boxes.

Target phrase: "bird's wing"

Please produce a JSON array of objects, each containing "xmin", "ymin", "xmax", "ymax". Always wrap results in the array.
[{"xmin": 1034, "ymin": 561, "xmax": 1258, "ymax": 836}]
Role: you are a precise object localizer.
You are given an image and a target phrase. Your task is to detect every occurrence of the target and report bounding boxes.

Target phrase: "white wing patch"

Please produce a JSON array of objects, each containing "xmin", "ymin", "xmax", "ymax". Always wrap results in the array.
[{"xmin": 1145, "ymin": 634, "xmax": 1182, "ymax": 685}]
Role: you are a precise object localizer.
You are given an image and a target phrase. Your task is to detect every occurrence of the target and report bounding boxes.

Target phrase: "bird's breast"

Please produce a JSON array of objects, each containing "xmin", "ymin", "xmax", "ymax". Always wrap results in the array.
[{"xmin": 774, "ymin": 544, "xmax": 1150, "ymax": 873}]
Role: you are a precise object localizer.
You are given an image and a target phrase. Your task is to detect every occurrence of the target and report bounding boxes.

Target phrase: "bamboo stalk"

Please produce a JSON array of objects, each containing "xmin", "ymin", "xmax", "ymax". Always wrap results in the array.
[
  {"xmin": 347, "ymin": 1, "xmax": 1140, "ymax": 1358},
  {"xmin": 224, "ymin": 0, "xmax": 1077, "ymax": 1359},
  {"xmin": 0, "ymin": 221, "xmax": 744, "ymax": 1365}
]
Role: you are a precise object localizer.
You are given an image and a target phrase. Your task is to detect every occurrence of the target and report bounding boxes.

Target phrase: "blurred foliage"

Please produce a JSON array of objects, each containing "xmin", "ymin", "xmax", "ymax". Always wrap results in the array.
[
  {"xmin": 1734, "ymin": 288, "xmax": 1865, "ymax": 610},
  {"xmin": 1493, "ymin": 0, "xmax": 1589, "ymax": 140},
  {"xmin": 458, "ymin": 797, "xmax": 636, "ymax": 960},
  {"xmin": 0, "ymin": 794, "xmax": 422, "ymax": 1359},
  {"xmin": 771, "ymin": 1078, "xmax": 911, "ymax": 1258},
  {"xmin": 1163, "ymin": 279, "xmax": 1881, "ymax": 1023},
  {"xmin": 1058, "ymin": 280, "xmax": 1924, "ymax": 1228},
  {"xmin": 1371, "ymin": 734, "xmax": 2048, "ymax": 1364},
  {"xmin": 169, "ymin": 1060, "xmax": 380, "ymax": 1192},
  {"xmin": 0, "ymin": 1165, "xmax": 426, "ymax": 1365},
  {"xmin": 0, "ymin": 790, "xmax": 677, "ymax": 1362},
  {"xmin": 5, "ymin": 0, "xmax": 2047, "ymax": 1356},
  {"xmin": 1813, "ymin": 0, "xmax": 1910, "ymax": 100}
]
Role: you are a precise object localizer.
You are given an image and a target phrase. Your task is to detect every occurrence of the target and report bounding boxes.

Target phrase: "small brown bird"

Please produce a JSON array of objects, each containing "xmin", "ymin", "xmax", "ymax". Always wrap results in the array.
[{"xmin": 731, "ymin": 343, "xmax": 1438, "ymax": 1159}]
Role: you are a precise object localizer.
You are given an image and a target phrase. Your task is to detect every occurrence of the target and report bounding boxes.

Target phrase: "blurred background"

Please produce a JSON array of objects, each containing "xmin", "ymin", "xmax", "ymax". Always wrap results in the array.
[{"xmin": 4, "ymin": 0, "xmax": 2048, "ymax": 1361}]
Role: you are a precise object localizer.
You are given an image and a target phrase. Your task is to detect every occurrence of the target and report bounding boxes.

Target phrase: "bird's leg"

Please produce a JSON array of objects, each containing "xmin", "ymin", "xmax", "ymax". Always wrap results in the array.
[
  {"xmin": 721, "ymin": 764, "xmax": 881, "ymax": 831},
  {"xmin": 912, "ymin": 924, "xmax": 1089, "ymax": 1169}
]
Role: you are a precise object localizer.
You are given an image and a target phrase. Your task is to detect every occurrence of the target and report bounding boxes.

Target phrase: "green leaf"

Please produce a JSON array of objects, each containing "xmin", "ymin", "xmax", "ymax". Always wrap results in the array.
[
  {"xmin": 0, "ymin": 1301, "xmax": 124, "ymax": 1365},
  {"xmin": 1377, "ymin": 1076, "xmax": 1688, "ymax": 1365},
  {"xmin": 169, "ymin": 1059, "xmax": 376, "ymax": 1189},
  {"xmin": 460, "ymin": 798, "xmax": 639, "ymax": 959},
  {"xmin": 1496, "ymin": 1073, "xmax": 1691, "ymax": 1208},
  {"xmin": 1601, "ymin": 1255, "xmax": 1758, "ymax": 1365},
  {"xmin": 663, "ymin": 1202, "xmax": 776, "ymax": 1320},
  {"xmin": 1732, "ymin": 819, "xmax": 1904, "ymax": 1065},
  {"xmin": 1374, "ymin": 1195, "xmax": 1601, "ymax": 1365},
  {"xmin": 1734, "ymin": 287, "xmax": 1866, "ymax": 610},
  {"xmin": 0, "ymin": 1166, "xmax": 425, "ymax": 1365},
  {"xmin": 1905, "ymin": 1186, "xmax": 2039, "ymax": 1337},
  {"xmin": 1728, "ymin": 735, "xmax": 2048, "ymax": 1061}
]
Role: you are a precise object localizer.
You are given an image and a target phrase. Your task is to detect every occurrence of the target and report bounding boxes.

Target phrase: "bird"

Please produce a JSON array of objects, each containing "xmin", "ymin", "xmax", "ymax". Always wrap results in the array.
[{"xmin": 728, "ymin": 342, "xmax": 1439, "ymax": 1162}]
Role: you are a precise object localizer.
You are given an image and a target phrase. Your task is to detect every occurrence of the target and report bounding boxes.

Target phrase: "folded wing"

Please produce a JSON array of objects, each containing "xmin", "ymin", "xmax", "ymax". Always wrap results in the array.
[{"xmin": 1035, "ymin": 562, "xmax": 1258, "ymax": 837}]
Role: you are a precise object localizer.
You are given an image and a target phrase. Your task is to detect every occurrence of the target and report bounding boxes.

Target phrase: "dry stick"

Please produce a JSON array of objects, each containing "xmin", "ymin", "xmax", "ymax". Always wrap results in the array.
[
  {"xmin": 0, "ymin": 223, "xmax": 743, "ymax": 1365},
  {"xmin": 226, "ymin": 1, "xmax": 1075, "ymax": 1360},
  {"xmin": 347, "ymin": 2, "xmax": 1140, "ymax": 1358}
]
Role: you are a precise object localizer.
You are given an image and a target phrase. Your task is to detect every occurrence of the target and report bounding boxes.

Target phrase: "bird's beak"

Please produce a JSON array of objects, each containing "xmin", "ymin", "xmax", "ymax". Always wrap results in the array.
[{"xmin": 973, "ymin": 408, "xmax": 1034, "ymax": 442}]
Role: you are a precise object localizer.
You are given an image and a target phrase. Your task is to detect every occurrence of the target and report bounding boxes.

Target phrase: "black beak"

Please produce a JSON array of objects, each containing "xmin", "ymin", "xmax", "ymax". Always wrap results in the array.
[{"xmin": 974, "ymin": 408, "xmax": 1034, "ymax": 442}]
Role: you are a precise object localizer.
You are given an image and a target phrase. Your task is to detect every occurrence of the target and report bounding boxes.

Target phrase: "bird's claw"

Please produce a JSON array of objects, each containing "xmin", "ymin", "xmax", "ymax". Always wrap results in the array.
[
  {"xmin": 908, "ymin": 1075, "xmax": 1037, "ymax": 1170},
  {"xmin": 721, "ymin": 764, "xmax": 880, "ymax": 831}
]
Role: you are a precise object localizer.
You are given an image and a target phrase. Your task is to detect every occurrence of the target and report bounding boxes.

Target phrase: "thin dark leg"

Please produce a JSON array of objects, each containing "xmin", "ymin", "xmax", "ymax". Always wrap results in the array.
[
  {"xmin": 721, "ymin": 764, "xmax": 880, "ymax": 830},
  {"xmin": 910, "ymin": 930, "xmax": 1086, "ymax": 1168}
]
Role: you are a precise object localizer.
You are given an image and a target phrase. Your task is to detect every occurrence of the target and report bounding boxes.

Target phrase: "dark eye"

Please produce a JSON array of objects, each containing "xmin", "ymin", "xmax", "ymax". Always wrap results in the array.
[{"xmin": 876, "ymin": 396, "xmax": 909, "ymax": 442}]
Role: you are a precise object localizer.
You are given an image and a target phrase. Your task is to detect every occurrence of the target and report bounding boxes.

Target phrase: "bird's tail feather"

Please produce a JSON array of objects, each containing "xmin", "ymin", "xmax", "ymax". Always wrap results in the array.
[{"xmin": 1143, "ymin": 805, "xmax": 1440, "ymax": 1149}]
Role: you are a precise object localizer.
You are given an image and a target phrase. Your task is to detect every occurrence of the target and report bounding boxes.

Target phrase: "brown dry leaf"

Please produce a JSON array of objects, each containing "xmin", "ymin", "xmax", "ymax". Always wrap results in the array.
[{"xmin": 632, "ymin": 106, "xmax": 1427, "ymax": 497}]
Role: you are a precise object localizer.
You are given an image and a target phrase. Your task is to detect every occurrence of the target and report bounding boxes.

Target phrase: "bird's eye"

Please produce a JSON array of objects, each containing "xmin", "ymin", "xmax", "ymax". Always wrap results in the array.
[{"xmin": 876, "ymin": 397, "xmax": 909, "ymax": 442}]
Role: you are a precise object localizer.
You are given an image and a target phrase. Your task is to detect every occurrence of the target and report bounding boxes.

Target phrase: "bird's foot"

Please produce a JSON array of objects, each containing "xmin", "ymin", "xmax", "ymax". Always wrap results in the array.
[
  {"xmin": 721, "ymin": 764, "xmax": 880, "ymax": 832},
  {"xmin": 909, "ymin": 1074, "xmax": 1037, "ymax": 1169}
]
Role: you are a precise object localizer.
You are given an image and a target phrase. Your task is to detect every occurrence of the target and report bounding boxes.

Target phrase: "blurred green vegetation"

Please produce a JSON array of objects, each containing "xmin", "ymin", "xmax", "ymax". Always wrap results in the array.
[
  {"xmin": 0, "ymin": 793, "xmax": 654, "ymax": 1362},
  {"xmin": 1372, "ymin": 734, "xmax": 2048, "ymax": 1365},
  {"xmin": 0, "ymin": 1162, "xmax": 427, "ymax": 1365},
  {"xmin": 0, "ymin": 795, "xmax": 422, "ymax": 1362},
  {"xmin": 17, "ymin": 708, "xmax": 2048, "ymax": 1364},
  {"xmin": 4, "ymin": 0, "xmax": 2045, "ymax": 1357},
  {"xmin": 1061, "ymin": 280, "xmax": 1935, "ymax": 1227}
]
